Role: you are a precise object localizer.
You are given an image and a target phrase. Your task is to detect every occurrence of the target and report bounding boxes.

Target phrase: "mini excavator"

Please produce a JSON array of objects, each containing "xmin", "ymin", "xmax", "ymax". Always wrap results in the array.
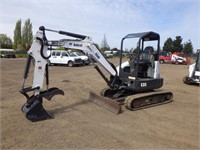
[{"xmin": 20, "ymin": 26, "xmax": 173, "ymax": 122}]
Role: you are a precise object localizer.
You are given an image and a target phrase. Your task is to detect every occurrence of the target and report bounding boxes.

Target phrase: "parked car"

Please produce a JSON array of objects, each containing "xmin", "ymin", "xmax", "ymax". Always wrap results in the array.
[
  {"xmin": 159, "ymin": 51, "xmax": 190, "ymax": 65},
  {"xmin": 73, "ymin": 52, "xmax": 90, "ymax": 65},
  {"xmin": 0, "ymin": 49, "xmax": 16, "ymax": 58},
  {"xmin": 48, "ymin": 50, "xmax": 83, "ymax": 67},
  {"xmin": 159, "ymin": 51, "xmax": 172, "ymax": 64}
]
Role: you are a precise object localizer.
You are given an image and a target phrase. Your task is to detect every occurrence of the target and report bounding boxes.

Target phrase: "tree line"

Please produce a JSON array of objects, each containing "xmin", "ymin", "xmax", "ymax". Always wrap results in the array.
[
  {"xmin": 0, "ymin": 18, "xmax": 194, "ymax": 55},
  {"xmin": 100, "ymin": 34, "xmax": 194, "ymax": 55},
  {"xmin": 163, "ymin": 36, "xmax": 193, "ymax": 55},
  {"xmin": 0, "ymin": 18, "xmax": 33, "ymax": 50}
]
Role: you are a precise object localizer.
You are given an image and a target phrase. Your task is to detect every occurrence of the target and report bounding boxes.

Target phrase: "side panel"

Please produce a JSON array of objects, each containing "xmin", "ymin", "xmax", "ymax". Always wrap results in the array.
[
  {"xmin": 154, "ymin": 61, "xmax": 160, "ymax": 78},
  {"xmin": 127, "ymin": 78, "xmax": 163, "ymax": 91}
]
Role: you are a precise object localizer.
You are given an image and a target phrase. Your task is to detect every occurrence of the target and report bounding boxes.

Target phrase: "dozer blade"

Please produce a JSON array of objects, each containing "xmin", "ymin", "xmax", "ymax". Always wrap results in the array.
[{"xmin": 89, "ymin": 92, "xmax": 123, "ymax": 114}]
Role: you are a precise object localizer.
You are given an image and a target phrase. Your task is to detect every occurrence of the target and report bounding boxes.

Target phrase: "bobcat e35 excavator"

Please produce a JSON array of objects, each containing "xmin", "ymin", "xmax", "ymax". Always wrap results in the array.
[{"xmin": 20, "ymin": 26, "xmax": 173, "ymax": 122}]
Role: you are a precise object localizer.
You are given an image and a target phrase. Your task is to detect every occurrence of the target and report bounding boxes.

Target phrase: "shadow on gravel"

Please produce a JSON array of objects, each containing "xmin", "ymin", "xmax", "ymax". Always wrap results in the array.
[{"xmin": 49, "ymin": 99, "xmax": 89, "ymax": 114}]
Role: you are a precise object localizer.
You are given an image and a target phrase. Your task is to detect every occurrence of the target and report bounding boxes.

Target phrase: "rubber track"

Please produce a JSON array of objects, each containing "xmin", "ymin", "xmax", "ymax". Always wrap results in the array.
[{"xmin": 124, "ymin": 91, "xmax": 173, "ymax": 111}]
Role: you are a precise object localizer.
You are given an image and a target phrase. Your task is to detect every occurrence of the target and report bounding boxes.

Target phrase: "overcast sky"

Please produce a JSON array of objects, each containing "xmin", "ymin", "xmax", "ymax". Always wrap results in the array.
[{"xmin": 1, "ymin": 0, "xmax": 199, "ymax": 51}]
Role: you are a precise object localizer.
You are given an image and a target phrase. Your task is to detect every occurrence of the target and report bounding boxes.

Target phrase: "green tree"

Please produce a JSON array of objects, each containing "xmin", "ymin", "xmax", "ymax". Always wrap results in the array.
[
  {"xmin": 100, "ymin": 34, "xmax": 110, "ymax": 52},
  {"xmin": 173, "ymin": 36, "xmax": 183, "ymax": 53},
  {"xmin": 0, "ymin": 34, "xmax": 13, "ymax": 49},
  {"xmin": 183, "ymin": 40, "xmax": 193, "ymax": 55},
  {"xmin": 13, "ymin": 19, "xmax": 22, "ymax": 50},
  {"xmin": 21, "ymin": 18, "xmax": 33, "ymax": 50},
  {"xmin": 163, "ymin": 38, "xmax": 173, "ymax": 52}
]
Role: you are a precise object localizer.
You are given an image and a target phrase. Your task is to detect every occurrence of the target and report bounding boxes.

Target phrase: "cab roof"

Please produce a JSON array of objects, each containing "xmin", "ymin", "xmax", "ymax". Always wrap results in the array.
[{"xmin": 123, "ymin": 31, "xmax": 160, "ymax": 41}]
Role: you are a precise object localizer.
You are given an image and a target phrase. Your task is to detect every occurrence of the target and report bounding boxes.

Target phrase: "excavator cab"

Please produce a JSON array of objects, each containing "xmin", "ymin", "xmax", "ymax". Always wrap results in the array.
[
  {"xmin": 98, "ymin": 32, "xmax": 173, "ymax": 113},
  {"xmin": 112, "ymin": 32, "xmax": 162, "ymax": 92}
]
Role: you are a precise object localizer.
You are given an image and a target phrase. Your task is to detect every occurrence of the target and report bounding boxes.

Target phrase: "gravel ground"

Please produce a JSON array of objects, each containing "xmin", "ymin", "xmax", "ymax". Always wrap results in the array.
[{"xmin": 1, "ymin": 58, "xmax": 199, "ymax": 149}]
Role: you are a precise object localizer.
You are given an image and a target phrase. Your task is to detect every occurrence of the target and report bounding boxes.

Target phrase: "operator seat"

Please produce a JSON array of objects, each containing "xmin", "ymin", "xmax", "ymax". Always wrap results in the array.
[
  {"xmin": 125, "ymin": 46, "xmax": 155, "ymax": 78},
  {"xmin": 137, "ymin": 46, "xmax": 155, "ymax": 78}
]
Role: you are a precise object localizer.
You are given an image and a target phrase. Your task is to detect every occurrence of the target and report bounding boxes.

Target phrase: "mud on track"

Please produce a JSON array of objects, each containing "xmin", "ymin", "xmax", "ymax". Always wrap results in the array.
[{"xmin": 1, "ymin": 58, "xmax": 199, "ymax": 149}]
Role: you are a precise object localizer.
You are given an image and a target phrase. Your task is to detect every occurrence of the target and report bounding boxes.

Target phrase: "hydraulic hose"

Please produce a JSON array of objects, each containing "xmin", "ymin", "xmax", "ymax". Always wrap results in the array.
[
  {"xmin": 23, "ymin": 55, "xmax": 32, "ymax": 79},
  {"xmin": 36, "ymin": 37, "xmax": 51, "ymax": 60}
]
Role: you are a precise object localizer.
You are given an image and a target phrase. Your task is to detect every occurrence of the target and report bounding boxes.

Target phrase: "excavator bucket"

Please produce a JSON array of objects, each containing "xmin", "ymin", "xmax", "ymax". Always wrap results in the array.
[
  {"xmin": 89, "ymin": 92, "xmax": 123, "ymax": 114},
  {"xmin": 21, "ymin": 97, "xmax": 53, "ymax": 122},
  {"xmin": 20, "ymin": 87, "xmax": 65, "ymax": 122}
]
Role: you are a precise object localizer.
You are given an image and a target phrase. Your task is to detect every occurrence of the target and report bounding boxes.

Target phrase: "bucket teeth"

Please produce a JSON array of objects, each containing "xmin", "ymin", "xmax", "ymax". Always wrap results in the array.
[{"xmin": 89, "ymin": 91, "xmax": 123, "ymax": 114}]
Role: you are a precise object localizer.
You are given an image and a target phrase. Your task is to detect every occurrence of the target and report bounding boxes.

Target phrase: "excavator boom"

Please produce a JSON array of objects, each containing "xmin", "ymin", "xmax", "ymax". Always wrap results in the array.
[{"xmin": 20, "ymin": 26, "xmax": 120, "ymax": 121}]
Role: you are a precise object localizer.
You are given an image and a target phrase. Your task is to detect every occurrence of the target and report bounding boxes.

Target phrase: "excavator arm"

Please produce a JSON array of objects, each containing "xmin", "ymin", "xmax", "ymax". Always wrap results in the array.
[
  {"xmin": 20, "ymin": 26, "xmax": 119, "ymax": 122},
  {"xmin": 45, "ymin": 27, "xmax": 117, "ymax": 77}
]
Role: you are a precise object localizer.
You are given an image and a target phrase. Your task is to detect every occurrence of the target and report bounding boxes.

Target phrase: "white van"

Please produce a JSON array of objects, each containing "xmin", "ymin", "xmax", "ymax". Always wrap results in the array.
[
  {"xmin": 73, "ymin": 52, "xmax": 90, "ymax": 65},
  {"xmin": 48, "ymin": 50, "xmax": 83, "ymax": 67}
]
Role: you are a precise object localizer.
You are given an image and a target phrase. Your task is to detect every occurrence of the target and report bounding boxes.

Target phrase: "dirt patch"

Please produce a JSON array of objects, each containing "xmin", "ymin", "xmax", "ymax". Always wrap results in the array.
[{"xmin": 1, "ymin": 58, "xmax": 199, "ymax": 149}]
